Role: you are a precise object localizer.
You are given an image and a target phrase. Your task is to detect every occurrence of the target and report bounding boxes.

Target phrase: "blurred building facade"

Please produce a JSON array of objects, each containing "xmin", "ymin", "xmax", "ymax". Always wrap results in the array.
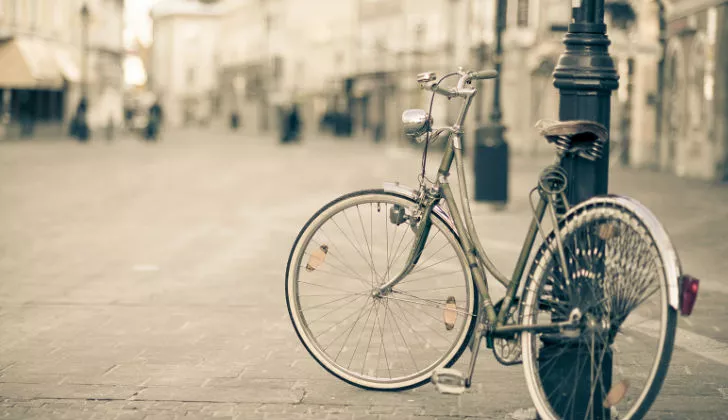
[
  {"xmin": 149, "ymin": 0, "xmax": 221, "ymax": 128},
  {"xmin": 147, "ymin": 0, "xmax": 727, "ymax": 181},
  {"xmin": 215, "ymin": 0, "xmax": 286, "ymax": 134},
  {"xmin": 590, "ymin": 0, "xmax": 728, "ymax": 182},
  {"xmin": 0, "ymin": 0, "xmax": 124, "ymax": 139},
  {"xmin": 657, "ymin": 0, "xmax": 728, "ymax": 181},
  {"xmin": 207, "ymin": 0, "xmax": 480, "ymax": 138},
  {"xmin": 203, "ymin": 0, "xmax": 607, "ymax": 149}
]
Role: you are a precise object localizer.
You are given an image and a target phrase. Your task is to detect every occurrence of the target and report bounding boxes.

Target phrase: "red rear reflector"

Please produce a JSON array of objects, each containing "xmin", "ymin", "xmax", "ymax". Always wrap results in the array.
[{"xmin": 679, "ymin": 275, "xmax": 699, "ymax": 316}]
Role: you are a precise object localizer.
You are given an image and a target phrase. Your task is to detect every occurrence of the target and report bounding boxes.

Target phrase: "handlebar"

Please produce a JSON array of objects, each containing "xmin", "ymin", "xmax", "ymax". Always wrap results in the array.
[
  {"xmin": 420, "ymin": 68, "xmax": 498, "ymax": 99},
  {"xmin": 426, "ymin": 84, "xmax": 459, "ymax": 99},
  {"xmin": 469, "ymin": 69, "xmax": 498, "ymax": 80}
]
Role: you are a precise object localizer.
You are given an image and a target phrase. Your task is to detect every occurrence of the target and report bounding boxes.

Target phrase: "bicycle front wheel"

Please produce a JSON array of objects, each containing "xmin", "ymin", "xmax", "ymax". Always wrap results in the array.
[
  {"xmin": 522, "ymin": 196, "xmax": 678, "ymax": 419},
  {"xmin": 286, "ymin": 190, "xmax": 477, "ymax": 390}
]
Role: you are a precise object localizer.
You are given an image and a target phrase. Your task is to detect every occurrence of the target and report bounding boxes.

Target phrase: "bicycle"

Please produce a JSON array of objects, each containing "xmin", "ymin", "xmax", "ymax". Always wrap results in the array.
[{"xmin": 285, "ymin": 67, "xmax": 700, "ymax": 419}]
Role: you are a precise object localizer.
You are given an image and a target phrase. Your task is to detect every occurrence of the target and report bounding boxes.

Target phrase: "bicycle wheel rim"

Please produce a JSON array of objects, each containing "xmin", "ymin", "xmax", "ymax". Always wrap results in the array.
[
  {"xmin": 522, "ymin": 199, "xmax": 677, "ymax": 420},
  {"xmin": 286, "ymin": 190, "xmax": 477, "ymax": 390}
]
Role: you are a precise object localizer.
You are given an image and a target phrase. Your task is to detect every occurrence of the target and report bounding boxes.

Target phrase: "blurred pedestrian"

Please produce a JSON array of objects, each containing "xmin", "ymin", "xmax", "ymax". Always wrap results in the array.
[
  {"xmin": 146, "ymin": 100, "xmax": 163, "ymax": 141},
  {"xmin": 18, "ymin": 92, "xmax": 34, "ymax": 138},
  {"xmin": 105, "ymin": 117, "xmax": 115, "ymax": 141},
  {"xmin": 230, "ymin": 110, "xmax": 240, "ymax": 131},
  {"xmin": 70, "ymin": 97, "xmax": 90, "ymax": 142},
  {"xmin": 281, "ymin": 103, "xmax": 301, "ymax": 144},
  {"xmin": 124, "ymin": 105, "xmax": 134, "ymax": 131},
  {"xmin": 373, "ymin": 122, "xmax": 384, "ymax": 143}
]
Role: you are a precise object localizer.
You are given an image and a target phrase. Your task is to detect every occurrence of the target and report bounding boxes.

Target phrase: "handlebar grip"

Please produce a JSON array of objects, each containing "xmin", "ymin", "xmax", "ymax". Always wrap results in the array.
[{"xmin": 470, "ymin": 70, "xmax": 498, "ymax": 80}]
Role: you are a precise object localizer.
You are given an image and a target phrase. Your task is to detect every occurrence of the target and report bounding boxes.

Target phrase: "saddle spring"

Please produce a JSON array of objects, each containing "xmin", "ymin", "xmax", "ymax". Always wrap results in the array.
[
  {"xmin": 538, "ymin": 165, "xmax": 570, "ymax": 216},
  {"xmin": 550, "ymin": 136, "xmax": 572, "ymax": 155},
  {"xmin": 553, "ymin": 134, "xmax": 607, "ymax": 162}
]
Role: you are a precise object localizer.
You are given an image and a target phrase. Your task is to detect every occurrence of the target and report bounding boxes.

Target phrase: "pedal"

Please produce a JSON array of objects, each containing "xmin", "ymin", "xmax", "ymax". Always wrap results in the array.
[{"xmin": 431, "ymin": 368, "xmax": 467, "ymax": 395}]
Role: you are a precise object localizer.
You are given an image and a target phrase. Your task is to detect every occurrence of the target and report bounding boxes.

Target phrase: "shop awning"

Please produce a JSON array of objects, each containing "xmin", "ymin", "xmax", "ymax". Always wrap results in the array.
[{"xmin": 0, "ymin": 37, "xmax": 63, "ymax": 89}]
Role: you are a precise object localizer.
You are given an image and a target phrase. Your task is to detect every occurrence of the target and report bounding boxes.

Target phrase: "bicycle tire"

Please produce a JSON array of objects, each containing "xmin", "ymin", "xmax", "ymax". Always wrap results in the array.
[
  {"xmin": 285, "ymin": 189, "xmax": 478, "ymax": 391},
  {"xmin": 521, "ymin": 196, "xmax": 678, "ymax": 419}
]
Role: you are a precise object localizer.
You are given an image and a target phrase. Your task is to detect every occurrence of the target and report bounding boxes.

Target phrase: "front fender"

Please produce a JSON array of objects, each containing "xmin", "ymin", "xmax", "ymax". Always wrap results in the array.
[{"xmin": 383, "ymin": 182, "xmax": 457, "ymax": 235}]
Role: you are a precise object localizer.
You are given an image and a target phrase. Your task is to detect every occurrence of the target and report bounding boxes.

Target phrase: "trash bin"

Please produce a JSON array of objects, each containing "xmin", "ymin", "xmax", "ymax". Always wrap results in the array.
[
  {"xmin": 473, "ymin": 125, "xmax": 508, "ymax": 204},
  {"xmin": 334, "ymin": 113, "xmax": 352, "ymax": 137}
]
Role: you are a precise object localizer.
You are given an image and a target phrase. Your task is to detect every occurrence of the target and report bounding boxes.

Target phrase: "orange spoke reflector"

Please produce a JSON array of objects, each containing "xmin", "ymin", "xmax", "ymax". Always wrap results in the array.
[
  {"xmin": 306, "ymin": 245, "xmax": 329, "ymax": 272},
  {"xmin": 603, "ymin": 379, "xmax": 630, "ymax": 408},
  {"xmin": 443, "ymin": 296, "xmax": 457, "ymax": 331},
  {"xmin": 598, "ymin": 223, "xmax": 618, "ymax": 240}
]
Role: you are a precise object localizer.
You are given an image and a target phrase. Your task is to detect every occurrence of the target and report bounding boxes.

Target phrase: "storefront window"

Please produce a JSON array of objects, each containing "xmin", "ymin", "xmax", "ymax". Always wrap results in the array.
[
  {"xmin": 28, "ymin": 0, "xmax": 37, "ymax": 29},
  {"xmin": 0, "ymin": 1, "xmax": 8, "ymax": 27},
  {"xmin": 543, "ymin": 0, "xmax": 570, "ymax": 32},
  {"xmin": 661, "ymin": 40, "xmax": 686, "ymax": 167},
  {"xmin": 687, "ymin": 33, "xmax": 712, "ymax": 133},
  {"xmin": 17, "ymin": 0, "xmax": 28, "ymax": 30},
  {"xmin": 517, "ymin": 0, "xmax": 529, "ymax": 28},
  {"xmin": 705, "ymin": 7, "xmax": 717, "ymax": 102}
]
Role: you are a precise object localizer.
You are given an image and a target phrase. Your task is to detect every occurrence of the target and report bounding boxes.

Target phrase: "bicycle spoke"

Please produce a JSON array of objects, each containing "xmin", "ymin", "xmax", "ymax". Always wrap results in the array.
[
  {"xmin": 389, "ymin": 290, "xmax": 472, "ymax": 316},
  {"xmin": 307, "ymin": 294, "xmax": 368, "ymax": 327},
  {"xmin": 385, "ymin": 299, "xmax": 419, "ymax": 372},
  {"xmin": 311, "ymin": 233, "xmax": 370, "ymax": 285},
  {"xmin": 355, "ymin": 204, "xmax": 378, "ymax": 281},
  {"xmin": 298, "ymin": 280, "xmax": 363, "ymax": 295},
  {"xmin": 301, "ymin": 291, "xmax": 368, "ymax": 312},
  {"xmin": 299, "ymin": 260, "xmax": 369, "ymax": 287},
  {"xmin": 340, "ymin": 299, "xmax": 377, "ymax": 365},
  {"xmin": 333, "ymin": 213, "xmax": 377, "ymax": 281},
  {"xmin": 315, "ymin": 295, "xmax": 371, "ymax": 343}
]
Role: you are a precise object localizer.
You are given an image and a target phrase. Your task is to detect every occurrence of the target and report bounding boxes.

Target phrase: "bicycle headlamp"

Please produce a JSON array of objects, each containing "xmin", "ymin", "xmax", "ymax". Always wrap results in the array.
[{"xmin": 402, "ymin": 109, "xmax": 431, "ymax": 138}]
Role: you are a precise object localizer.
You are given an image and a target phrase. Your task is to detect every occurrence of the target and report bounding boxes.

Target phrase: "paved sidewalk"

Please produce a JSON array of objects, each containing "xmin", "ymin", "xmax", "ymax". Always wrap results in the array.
[{"xmin": 0, "ymin": 132, "xmax": 726, "ymax": 419}]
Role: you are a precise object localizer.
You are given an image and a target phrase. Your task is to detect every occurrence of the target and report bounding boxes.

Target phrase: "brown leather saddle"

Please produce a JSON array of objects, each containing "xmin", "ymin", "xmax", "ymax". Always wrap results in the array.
[{"xmin": 536, "ymin": 119, "xmax": 609, "ymax": 161}]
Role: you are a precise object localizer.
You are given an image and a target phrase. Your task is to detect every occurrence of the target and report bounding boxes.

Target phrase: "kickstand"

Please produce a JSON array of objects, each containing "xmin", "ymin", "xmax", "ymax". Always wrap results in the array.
[{"xmin": 464, "ymin": 323, "xmax": 487, "ymax": 387}]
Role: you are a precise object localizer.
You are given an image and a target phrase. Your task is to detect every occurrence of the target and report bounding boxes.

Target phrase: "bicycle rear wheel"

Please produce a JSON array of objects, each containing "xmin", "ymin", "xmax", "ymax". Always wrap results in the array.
[
  {"xmin": 286, "ymin": 190, "xmax": 477, "ymax": 390},
  {"xmin": 521, "ymin": 196, "xmax": 679, "ymax": 419}
]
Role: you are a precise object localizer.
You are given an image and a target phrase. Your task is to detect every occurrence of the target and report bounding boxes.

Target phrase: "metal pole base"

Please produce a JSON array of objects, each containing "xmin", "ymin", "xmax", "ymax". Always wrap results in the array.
[{"xmin": 539, "ymin": 342, "xmax": 613, "ymax": 419}]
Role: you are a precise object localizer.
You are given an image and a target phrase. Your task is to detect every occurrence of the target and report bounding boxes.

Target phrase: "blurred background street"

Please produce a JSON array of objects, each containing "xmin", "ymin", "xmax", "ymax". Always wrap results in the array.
[
  {"xmin": 1, "ymin": 0, "xmax": 728, "ymax": 418},
  {"xmin": 1, "ymin": 0, "xmax": 727, "ymax": 180}
]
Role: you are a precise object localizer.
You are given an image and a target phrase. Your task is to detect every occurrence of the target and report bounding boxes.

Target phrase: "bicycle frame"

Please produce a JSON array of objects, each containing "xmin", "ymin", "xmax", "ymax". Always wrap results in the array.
[{"xmin": 378, "ymin": 72, "xmax": 571, "ymax": 338}]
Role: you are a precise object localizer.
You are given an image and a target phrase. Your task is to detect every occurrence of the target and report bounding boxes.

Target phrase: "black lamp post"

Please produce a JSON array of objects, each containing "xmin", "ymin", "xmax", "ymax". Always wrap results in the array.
[
  {"xmin": 473, "ymin": 0, "xmax": 508, "ymax": 205},
  {"xmin": 553, "ymin": 0, "xmax": 618, "ymax": 204},
  {"xmin": 81, "ymin": 3, "xmax": 89, "ymax": 100},
  {"xmin": 540, "ymin": 0, "xmax": 619, "ymax": 418},
  {"xmin": 446, "ymin": 0, "xmax": 459, "ymax": 126},
  {"xmin": 488, "ymin": 0, "xmax": 506, "ymax": 137},
  {"xmin": 76, "ymin": 2, "xmax": 90, "ymax": 142},
  {"xmin": 262, "ymin": 11, "xmax": 271, "ymax": 132},
  {"xmin": 471, "ymin": 41, "xmax": 489, "ymax": 125},
  {"xmin": 654, "ymin": 0, "xmax": 668, "ymax": 166}
]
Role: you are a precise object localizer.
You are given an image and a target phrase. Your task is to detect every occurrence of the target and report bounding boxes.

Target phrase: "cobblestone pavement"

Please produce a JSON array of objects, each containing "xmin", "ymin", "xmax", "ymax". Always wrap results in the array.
[{"xmin": 0, "ymin": 130, "xmax": 727, "ymax": 419}]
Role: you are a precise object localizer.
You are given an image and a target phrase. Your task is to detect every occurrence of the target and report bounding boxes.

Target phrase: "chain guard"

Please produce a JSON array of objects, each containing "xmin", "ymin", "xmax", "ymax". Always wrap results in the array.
[{"xmin": 492, "ymin": 297, "xmax": 523, "ymax": 366}]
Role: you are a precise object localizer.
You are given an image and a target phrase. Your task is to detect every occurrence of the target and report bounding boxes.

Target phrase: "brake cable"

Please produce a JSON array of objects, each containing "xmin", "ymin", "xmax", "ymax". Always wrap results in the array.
[{"xmin": 419, "ymin": 72, "xmax": 460, "ymax": 189}]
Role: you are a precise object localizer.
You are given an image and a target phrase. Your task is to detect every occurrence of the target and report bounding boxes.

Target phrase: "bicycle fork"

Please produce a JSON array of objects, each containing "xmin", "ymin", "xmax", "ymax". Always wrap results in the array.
[
  {"xmin": 380, "ymin": 186, "xmax": 492, "ymax": 394},
  {"xmin": 375, "ymin": 190, "xmax": 437, "ymax": 297}
]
